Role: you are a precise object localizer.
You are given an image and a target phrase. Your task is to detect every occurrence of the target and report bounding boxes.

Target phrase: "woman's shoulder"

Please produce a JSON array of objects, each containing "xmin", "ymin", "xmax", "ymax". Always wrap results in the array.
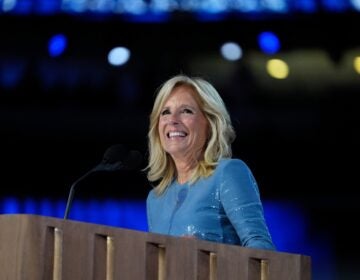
[
  {"xmin": 147, "ymin": 187, "xmax": 158, "ymax": 201},
  {"xmin": 218, "ymin": 157, "xmax": 249, "ymax": 169},
  {"xmin": 215, "ymin": 158, "xmax": 253, "ymax": 177}
]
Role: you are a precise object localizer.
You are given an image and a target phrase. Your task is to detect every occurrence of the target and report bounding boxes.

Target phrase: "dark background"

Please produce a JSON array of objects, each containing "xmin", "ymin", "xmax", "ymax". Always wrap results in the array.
[{"xmin": 0, "ymin": 9, "xmax": 359, "ymax": 279}]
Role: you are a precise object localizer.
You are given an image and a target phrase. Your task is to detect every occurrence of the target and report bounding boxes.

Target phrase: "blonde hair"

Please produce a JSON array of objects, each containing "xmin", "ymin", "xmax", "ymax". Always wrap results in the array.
[{"xmin": 146, "ymin": 74, "xmax": 236, "ymax": 195}]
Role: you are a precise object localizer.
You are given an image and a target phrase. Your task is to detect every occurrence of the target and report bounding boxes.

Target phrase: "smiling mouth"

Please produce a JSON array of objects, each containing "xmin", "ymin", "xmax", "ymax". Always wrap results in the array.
[{"xmin": 167, "ymin": 131, "xmax": 188, "ymax": 138}]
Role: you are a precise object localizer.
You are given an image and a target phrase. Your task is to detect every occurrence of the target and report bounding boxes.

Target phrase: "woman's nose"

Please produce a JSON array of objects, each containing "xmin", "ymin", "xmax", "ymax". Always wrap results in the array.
[{"xmin": 167, "ymin": 113, "xmax": 179, "ymax": 124}]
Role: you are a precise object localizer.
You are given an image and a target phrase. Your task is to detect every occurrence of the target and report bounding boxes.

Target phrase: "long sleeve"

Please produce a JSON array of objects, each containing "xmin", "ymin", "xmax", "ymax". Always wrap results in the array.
[{"xmin": 219, "ymin": 159, "xmax": 275, "ymax": 250}]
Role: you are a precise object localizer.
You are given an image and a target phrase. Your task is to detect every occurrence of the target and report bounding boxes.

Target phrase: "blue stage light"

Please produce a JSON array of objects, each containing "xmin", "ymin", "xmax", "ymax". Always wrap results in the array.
[
  {"xmin": 48, "ymin": 34, "xmax": 67, "ymax": 57},
  {"xmin": 258, "ymin": 31, "xmax": 281, "ymax": 55}
]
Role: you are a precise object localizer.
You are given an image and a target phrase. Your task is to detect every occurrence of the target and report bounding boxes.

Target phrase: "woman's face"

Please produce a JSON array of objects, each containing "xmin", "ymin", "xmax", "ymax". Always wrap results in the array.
[{"xmin": 158, "ymin": 85, "xmax": 209, "ymax": 161}]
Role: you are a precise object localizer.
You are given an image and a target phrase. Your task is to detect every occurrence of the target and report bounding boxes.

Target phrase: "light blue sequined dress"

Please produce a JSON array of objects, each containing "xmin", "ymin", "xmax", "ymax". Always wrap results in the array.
[{"xmin": 146, "ymin": 158, "xmax": 275, "ymax": 250}]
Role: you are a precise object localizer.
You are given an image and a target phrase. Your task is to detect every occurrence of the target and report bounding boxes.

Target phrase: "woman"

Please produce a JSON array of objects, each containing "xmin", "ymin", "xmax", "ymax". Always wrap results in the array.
[{"xmin": 146, "ymin": 74, "xmax": 275, "ymax": 250}]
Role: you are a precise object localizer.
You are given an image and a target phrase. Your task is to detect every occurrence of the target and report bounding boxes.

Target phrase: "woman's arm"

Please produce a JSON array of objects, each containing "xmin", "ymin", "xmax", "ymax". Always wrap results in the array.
[{"xmin": 220, "ymin": 159, "xmax": 276, "ymax": 250}]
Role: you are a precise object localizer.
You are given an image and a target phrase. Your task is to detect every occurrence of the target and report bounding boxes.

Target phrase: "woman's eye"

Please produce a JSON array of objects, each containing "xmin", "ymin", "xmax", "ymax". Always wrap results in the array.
[
  {"xmin": 161, "ymin": 109, "xmax": 170, "ymax": 115},
  {"xmin": 182, "ymin": 108, "xmax": 193, "ymax": 114}
]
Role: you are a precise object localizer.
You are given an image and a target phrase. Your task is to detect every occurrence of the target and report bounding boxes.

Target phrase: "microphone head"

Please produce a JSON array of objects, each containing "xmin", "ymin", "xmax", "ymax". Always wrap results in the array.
[
  {"xmin": 102, "ymin": 144, "xmax": 127, "ymax": 164},
  {"xmin": 96, "ymin": 144, "xmax": 142, "ymax": 172}
]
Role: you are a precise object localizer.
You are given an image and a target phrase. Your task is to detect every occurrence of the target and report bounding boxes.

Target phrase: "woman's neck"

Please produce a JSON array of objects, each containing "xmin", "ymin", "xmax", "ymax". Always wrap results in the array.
[{"xmin": 173, "ymin": 158, "xmax": 197, "ymax": 184}]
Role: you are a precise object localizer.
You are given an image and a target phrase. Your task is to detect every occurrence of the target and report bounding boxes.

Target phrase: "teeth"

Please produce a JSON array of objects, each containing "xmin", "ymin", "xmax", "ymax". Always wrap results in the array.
[{"xmin": 168, "ymin": 131, "xmax": 186, "ymax": 138}]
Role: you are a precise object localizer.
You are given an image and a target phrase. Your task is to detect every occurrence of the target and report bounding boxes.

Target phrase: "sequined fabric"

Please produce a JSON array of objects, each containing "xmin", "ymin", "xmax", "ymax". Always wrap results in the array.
[{"xmin": 146, "ymin": 158, "xmax": 276, "ymax": 250}]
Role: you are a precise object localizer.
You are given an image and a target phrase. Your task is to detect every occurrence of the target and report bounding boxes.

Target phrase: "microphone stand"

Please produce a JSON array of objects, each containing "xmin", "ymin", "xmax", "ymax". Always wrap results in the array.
[
  {"xmin": 63, "ymin": 169, "xmax": 94, "ymax": 220},
  {"xmin": 63, "ymin": 162, "xmax": 124, "ymax": 220}
]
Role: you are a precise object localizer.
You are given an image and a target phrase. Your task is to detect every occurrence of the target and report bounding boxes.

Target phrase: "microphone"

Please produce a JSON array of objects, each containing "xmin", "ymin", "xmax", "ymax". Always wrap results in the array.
[{"xmin": 63, "ymin": 144, "xmax": 142, "ymax": 219}]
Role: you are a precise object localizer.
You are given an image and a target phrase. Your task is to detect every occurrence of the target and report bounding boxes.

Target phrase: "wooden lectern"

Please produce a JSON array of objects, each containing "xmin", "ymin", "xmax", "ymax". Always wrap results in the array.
[{"xmin": 0, "ymin": 214, "xmax": 311, "ymax": 280}]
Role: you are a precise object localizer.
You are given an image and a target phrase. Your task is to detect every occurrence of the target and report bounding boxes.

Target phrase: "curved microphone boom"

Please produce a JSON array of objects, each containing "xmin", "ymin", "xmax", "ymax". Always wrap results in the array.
[{"xmin": 63, "ymin": 144, "xmax": 142, "ymax": 219}]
